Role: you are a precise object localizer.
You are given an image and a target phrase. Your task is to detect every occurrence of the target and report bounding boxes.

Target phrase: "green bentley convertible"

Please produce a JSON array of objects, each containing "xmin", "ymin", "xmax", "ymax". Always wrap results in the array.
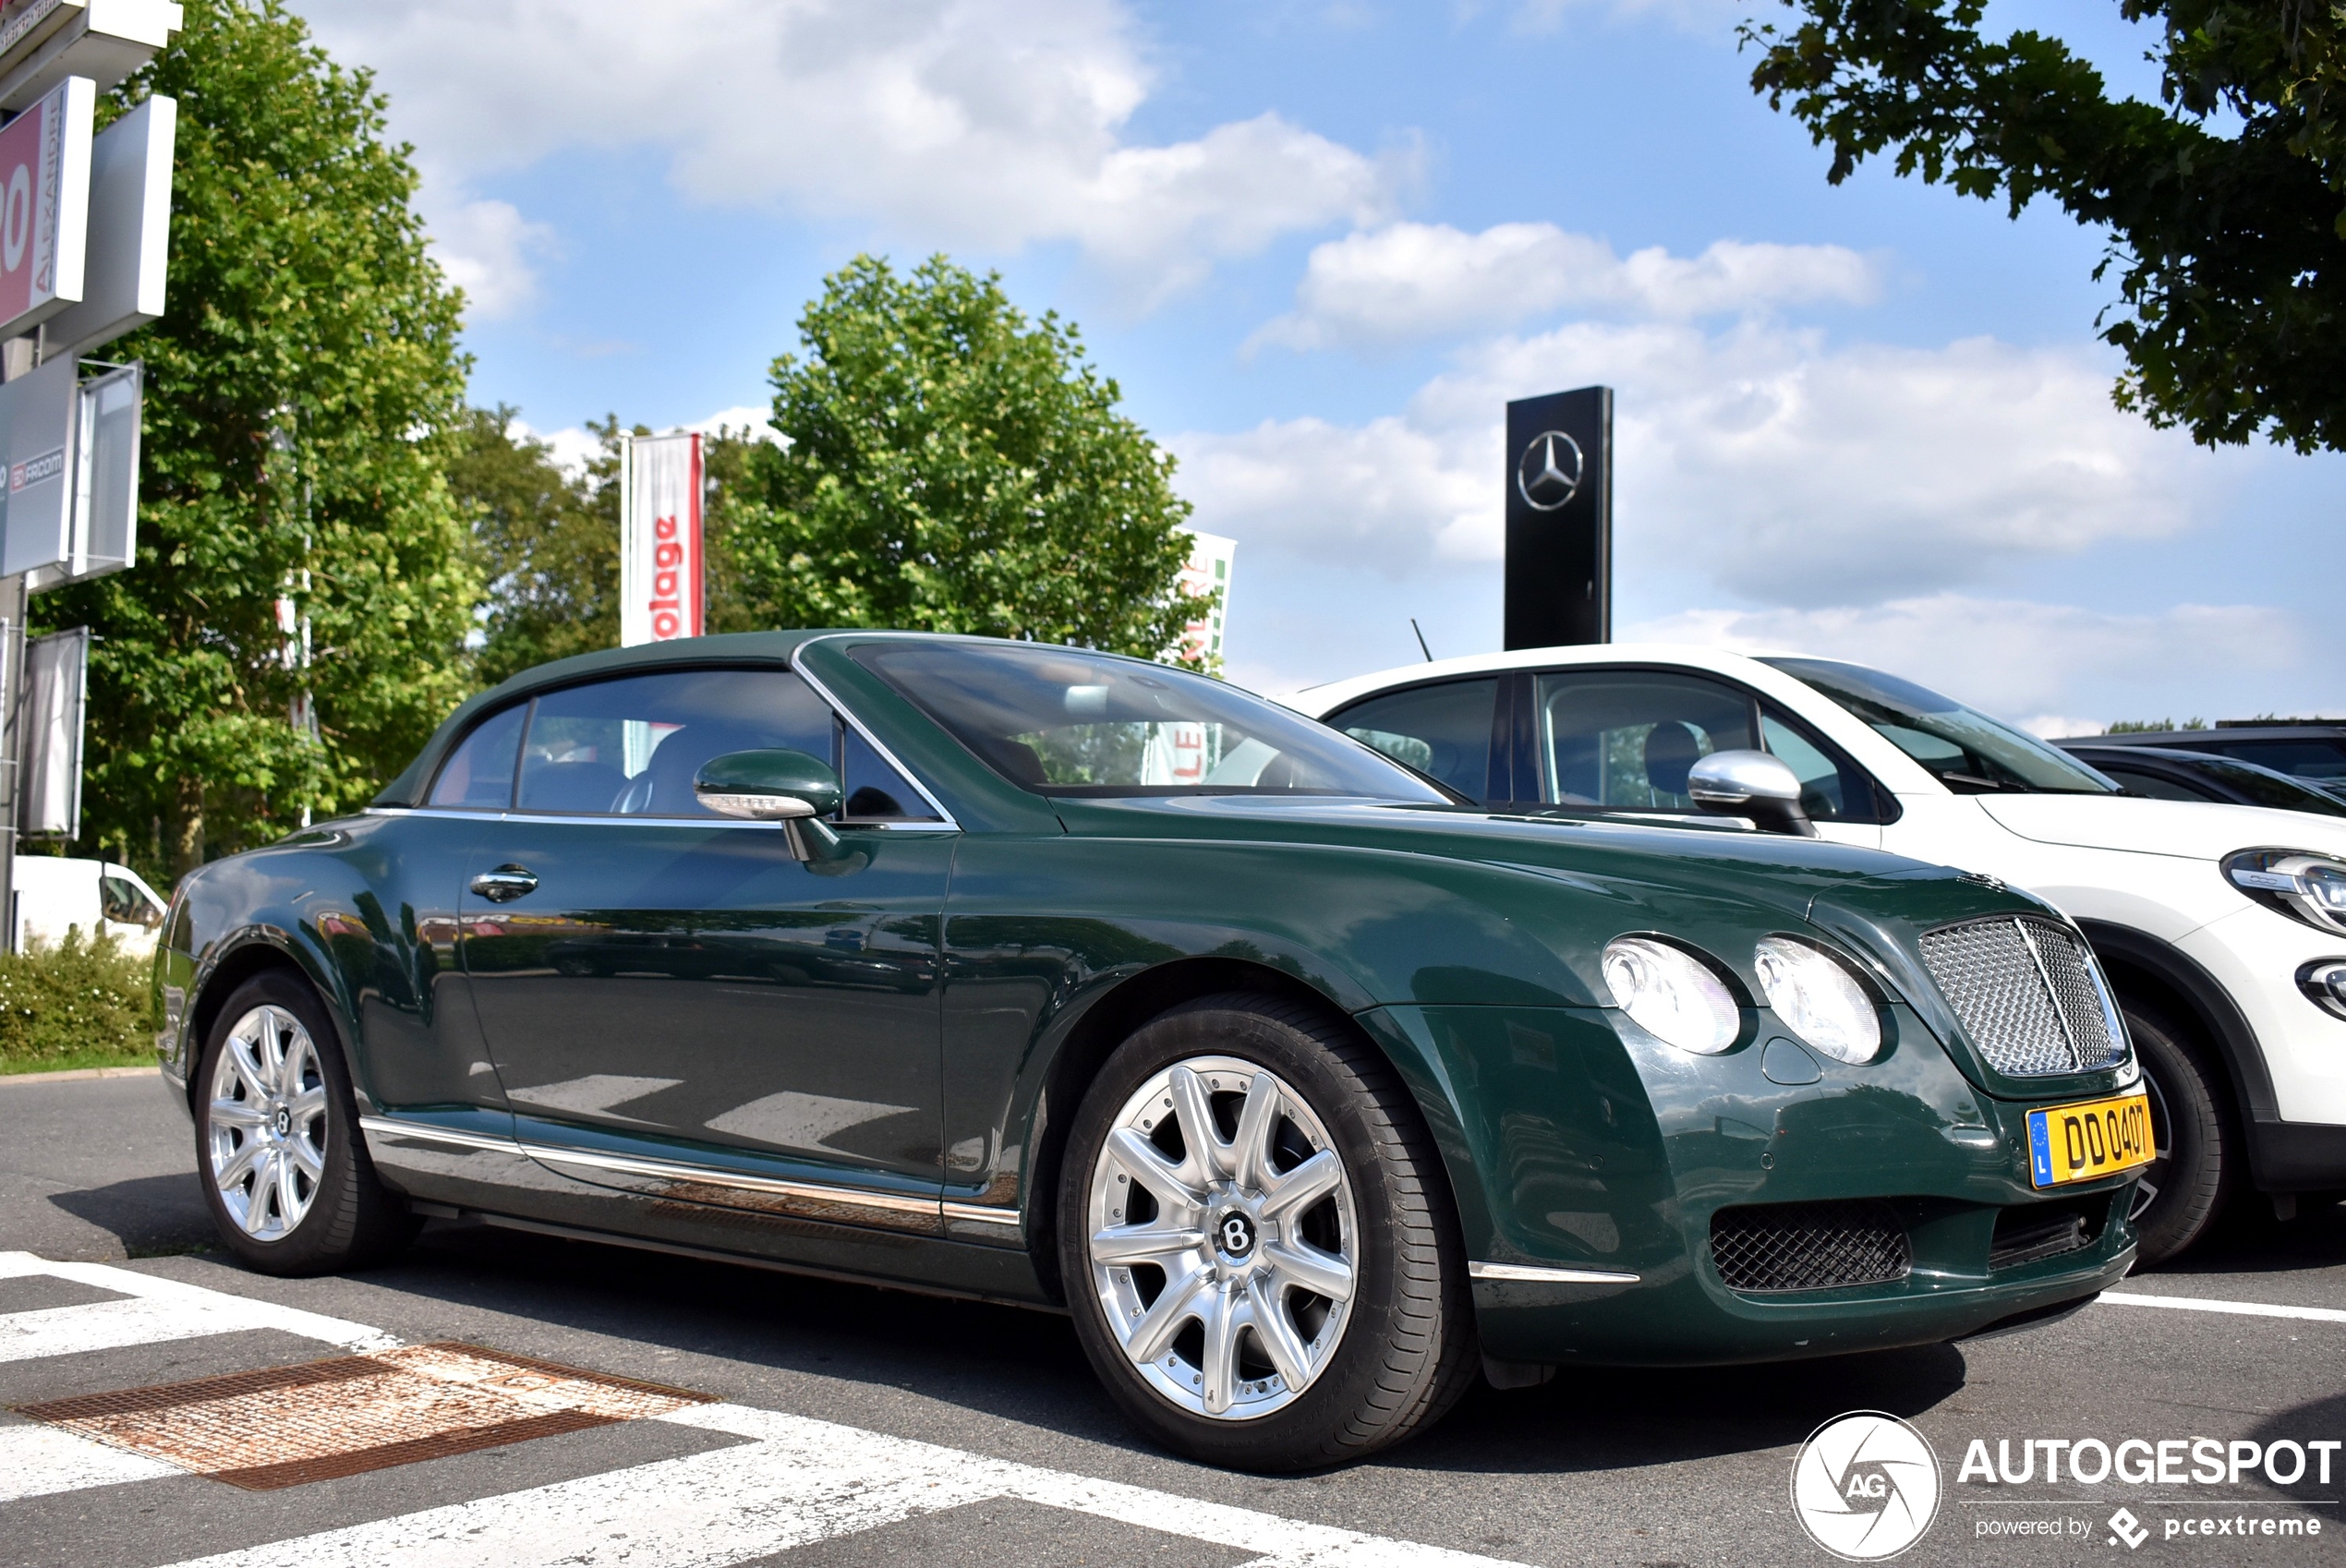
[{"xmin": 156, "ymin": 632, "xmax": 2146, "ymax": 1469}]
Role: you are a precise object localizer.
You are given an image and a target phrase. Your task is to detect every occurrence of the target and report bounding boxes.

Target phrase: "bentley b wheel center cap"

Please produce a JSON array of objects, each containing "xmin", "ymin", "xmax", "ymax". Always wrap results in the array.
[{"xmin": 1213, "ymin": 1205, "xmax": 1258, "ymax": 1265}]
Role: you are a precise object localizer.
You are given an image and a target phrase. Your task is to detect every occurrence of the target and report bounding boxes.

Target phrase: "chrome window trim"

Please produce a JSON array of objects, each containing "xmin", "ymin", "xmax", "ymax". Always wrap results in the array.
[
  {"xmin": 792, "ymin": 640, "xmax": 961, "ymax": 828},
  {"xmin": 365, "ymin": 805, "xmax": 957, "ymax": 834},
  {"xmin": 1468, "ymin": 1260, "xmax": 1641, "ymax": 1285}
]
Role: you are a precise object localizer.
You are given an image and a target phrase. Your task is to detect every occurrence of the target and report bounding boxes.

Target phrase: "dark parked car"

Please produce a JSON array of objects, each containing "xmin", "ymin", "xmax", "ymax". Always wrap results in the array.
[
  {"xmin": 157, "ymin": 632, "xmax": 2144, "ymax": 1469},
  {"xmin": 2054, "ymin": 743, "xmax": 2346, "ymax": 818},
  {"xmin": 2092, "ymin": 724, "xmax": 2346, "ymax": 802}
]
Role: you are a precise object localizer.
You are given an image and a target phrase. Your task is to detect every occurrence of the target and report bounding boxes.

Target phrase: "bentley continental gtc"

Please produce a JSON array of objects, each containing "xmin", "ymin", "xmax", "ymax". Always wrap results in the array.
[{"xmin": 157, "ymin": 632, "xmax": 2146, "ymax": 1469}]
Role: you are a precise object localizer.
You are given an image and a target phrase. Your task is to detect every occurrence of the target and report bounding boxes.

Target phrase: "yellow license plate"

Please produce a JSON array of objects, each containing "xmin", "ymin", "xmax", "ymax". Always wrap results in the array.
[{"xmin": 2026, "ymin": 1092, "xmax": 2153, "ymax": 1188}]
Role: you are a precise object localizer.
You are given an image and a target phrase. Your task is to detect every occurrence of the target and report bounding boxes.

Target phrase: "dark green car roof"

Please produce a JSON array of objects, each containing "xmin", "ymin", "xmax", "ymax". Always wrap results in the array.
[{"xmin": 374, "ymin": 630, "xmax": 840, "ymax": 807}]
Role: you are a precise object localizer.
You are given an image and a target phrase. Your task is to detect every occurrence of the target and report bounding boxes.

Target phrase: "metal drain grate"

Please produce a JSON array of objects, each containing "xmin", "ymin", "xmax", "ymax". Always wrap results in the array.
[
  {"xmin": 1710, "ymin": 1200, "xmax": 1911, "ymax": 1293},
  {"xmin": 15, "ymin": 1342, "xmax": 708, "ymax": 1490}
]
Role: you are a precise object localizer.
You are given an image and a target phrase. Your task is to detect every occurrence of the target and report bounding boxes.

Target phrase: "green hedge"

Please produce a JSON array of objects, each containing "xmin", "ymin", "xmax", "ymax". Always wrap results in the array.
[{"xmin": 0, "ymin": 929, "xmax": 155, "ymax": 1075}]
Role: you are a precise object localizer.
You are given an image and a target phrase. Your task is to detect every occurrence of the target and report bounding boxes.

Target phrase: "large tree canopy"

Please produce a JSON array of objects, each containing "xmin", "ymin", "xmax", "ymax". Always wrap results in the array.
[
  {"xmin": 722, "ymin": 255, "xmax": 1204, "ymax": 661},
  {"xmin": 34, "ymin": 0, "xmax": 474, "ymax": 878},
  {"xmin": 1745, "ymin": 0, "xmax": 2346, "ymax": 452}
]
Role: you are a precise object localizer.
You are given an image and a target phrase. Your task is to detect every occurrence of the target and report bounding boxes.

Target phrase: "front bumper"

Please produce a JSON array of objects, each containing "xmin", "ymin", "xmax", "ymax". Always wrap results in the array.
[{"xmin": 1363, "ymin": 1003, "xmax": 2136, "ymax": 1366}]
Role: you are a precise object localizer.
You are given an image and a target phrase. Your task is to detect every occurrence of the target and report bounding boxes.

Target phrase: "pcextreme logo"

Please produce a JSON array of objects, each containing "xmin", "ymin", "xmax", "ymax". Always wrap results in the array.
[{"xmin": 1792, "ymin": 1411, "xmax": 1943, "ymax": 1561}]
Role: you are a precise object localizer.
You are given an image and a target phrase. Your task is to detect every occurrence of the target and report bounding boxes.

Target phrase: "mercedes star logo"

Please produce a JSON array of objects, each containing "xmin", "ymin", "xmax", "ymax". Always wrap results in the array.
[{"xmin": 1516, "ymin": 429, "xmax": 1584, "ymax": 512}]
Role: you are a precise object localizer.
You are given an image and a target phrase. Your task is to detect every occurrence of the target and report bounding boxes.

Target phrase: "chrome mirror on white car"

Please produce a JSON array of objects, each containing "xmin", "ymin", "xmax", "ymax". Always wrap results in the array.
[{"xmin": 1687, "ymin": 750, "xmax": 1815, "ymax": 838}]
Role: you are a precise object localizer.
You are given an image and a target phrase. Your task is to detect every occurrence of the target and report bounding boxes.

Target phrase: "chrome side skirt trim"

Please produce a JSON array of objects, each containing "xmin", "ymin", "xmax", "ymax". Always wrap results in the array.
[
  {"xmin": 358, "ymin": 1115, "xmax": 1017, "ymax": 1236},
  {"xmin": 1469, "ymin": 1260, "xmax": 1641, "ymax": 1285}
]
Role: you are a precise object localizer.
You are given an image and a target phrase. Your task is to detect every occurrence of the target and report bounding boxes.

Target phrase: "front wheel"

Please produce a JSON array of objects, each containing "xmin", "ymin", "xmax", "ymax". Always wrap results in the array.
[
  {"xmin": 194, "ymin": 971, "xmax": 416, "ymax": 1275},
  {"xmin": 1058, "ymin": 994, "xmax": 1476, "ymax": 1470},
  {"xmin": 2124, "ymin": 1001, "xmax": 2234, "ymax": 1266}
]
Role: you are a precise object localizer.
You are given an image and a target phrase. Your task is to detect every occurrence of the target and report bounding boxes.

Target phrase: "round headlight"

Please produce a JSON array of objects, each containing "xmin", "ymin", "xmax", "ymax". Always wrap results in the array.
[
  {"xmin": 1753, "ymin": 937, "xmax": 1882, "ymax": 1065},
  {"xmin": 2226, "ymin": 849, "xmax": 2346, "ymax": 936},
  {"xmin": 1601, "ymin": 937, "xmax": 1741, "ymax": 1055}
]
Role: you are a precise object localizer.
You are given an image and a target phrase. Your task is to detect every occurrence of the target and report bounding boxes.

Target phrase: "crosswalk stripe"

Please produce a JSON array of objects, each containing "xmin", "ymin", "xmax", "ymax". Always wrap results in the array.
[
  {"xmin": 147, "ymin": 1401, "xmax": 1531, "ymax": 1568},
  {"xmin": 0, "ymin": 1251, "xmax": 401, "ymax": 1361},
  {"xmin": 0, "ymin": 1423, "xmax": 183, "ymax": 1501}
]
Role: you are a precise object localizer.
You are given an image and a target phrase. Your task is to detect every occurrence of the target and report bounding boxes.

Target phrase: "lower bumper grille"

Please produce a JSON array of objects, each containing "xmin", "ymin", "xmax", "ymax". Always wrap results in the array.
[
  {"xmin": 1710, "ymin": 1200, "xmax": 1911, "ymax": 1293},
  {"xmin": 1989, "ymin": 1195, "xmax": 2108, "ymax": 1270}
]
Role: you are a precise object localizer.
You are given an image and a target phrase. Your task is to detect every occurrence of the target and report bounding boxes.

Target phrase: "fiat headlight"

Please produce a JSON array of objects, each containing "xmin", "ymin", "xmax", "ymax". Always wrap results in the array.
[
  {"xmin": 1601, "ymin": 936, "xmax": 1741, "ymax": 1055},
  {"xmin": 2224, "ymin": 849, "xmax": 2346, "ymax": 936},
  {"xmin": 1753, "ymin": 937, "xmax": 1882, "ymax": 1064}
]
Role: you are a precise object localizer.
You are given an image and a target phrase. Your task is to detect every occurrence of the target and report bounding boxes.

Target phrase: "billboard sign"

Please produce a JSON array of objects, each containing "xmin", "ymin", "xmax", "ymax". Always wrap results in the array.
[
  {"xmin": 0, "ymin": 71, "xmax": 91, "ymax": 339},
  {"xmin": 618, "ymin": 431, "xmax": 703, "ymax": 647},
  {"xmin": 0, "ymin": 345, "xmax": 73, "ymax": 576},
  {"xmin": 17, "ymin": 622, "xmax": 84, "ymax": 836},
  {"xmin": 0, "ymin": 3, "xmax": 180, "ymax": 113},
  {"xmin": 42, "ymin": 90, "xmax": 168, "ymax": 358}
]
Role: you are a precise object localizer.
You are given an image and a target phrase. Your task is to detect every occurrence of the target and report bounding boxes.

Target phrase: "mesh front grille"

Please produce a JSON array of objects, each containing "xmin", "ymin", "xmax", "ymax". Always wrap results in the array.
[
  {"xmin": 1710, "ymin": 1200, "xmax": 1911, "ymax": 1293},
  {"xmin": 1919, "ymin": 916, "xmax": 2123, "ymax": 1077}
]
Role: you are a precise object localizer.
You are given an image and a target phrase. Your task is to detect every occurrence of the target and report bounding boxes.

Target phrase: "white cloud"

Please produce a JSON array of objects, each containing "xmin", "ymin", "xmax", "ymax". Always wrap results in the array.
[
  {"xmin": 514, "ymin": 404, "xmax": 785, "ymax": 479},
  {"xmin": 1252, "ymin": 222, "xmax": 1881, "ymax": 350},
  {"xmin": 425, "ymin": 197, "xmax": 556, "ymax": 320},
  {"xmin": 1177, "ymin": 317, "xmax": 2236, "ymax": 606},
  {"xmin": 296, "ymin": 0, "xmax": 1399, "ymax": 303},
  {"xmin": 1623, "ymin": 596, "xmax": 2303, "ymax": 725}
]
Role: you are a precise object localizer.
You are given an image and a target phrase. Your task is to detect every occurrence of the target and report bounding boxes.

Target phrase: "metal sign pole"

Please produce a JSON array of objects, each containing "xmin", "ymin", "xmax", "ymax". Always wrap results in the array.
[{"xmin": 0, "ymin": 571, "xmax": 22, "ymax": 953}]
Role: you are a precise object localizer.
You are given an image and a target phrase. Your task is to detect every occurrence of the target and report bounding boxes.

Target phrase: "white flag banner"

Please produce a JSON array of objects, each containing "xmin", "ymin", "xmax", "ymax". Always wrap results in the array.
[
  {"xmin": 619, "ymin": 431, "xmax": 702, "ymax": 647},
  {"xmin": 18, "ymin": 624, "xmax": 86, "ymax": 837}
]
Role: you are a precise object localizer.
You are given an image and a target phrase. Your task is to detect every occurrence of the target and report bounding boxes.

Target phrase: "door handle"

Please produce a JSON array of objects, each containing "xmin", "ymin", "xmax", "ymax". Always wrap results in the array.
[{"xmin": 469, "ymin": 866, "xmax": 538, "ymax": 903}]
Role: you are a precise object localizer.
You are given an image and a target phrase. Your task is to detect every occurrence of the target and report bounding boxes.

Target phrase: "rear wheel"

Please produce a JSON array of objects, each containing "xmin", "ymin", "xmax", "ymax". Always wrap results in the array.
[
  {"xmin": 194, "ymin": 972, "xmax": 416, "ymax": 1275},
  {"xmin": 2124, "ymin": 1001, "xmax": 2234, "ymax": 1265},
  {"xmin": 1058, "ymin": 994, "xmax": 1476, "ymax": 1471}
]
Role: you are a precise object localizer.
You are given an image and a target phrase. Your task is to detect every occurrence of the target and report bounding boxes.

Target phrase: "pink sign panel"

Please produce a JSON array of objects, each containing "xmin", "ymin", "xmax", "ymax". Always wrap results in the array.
[{"xmin": 0, "ymin": 75, "xmax": 91, "ymax": 338}]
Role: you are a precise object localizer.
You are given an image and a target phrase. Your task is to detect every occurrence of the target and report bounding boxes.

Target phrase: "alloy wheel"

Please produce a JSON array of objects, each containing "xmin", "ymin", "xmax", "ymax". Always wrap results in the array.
[
  {"xmin": 1083, "ymin": 1054, "xmax": 1357, "ymax": 1420},
  {"xmin": 206, "ymin": 1005, "xmax": 329, "ymax": 1241}
]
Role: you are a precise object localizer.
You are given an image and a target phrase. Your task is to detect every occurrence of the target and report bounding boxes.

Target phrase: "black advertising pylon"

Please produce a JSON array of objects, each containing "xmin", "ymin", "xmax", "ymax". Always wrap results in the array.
[{"xmin": 1503, "ymin": 385, "xmax": 1611, "ymax": 650}]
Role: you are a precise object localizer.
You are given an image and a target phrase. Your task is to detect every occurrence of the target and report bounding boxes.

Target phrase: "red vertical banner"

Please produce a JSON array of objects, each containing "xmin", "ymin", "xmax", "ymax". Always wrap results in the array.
[{"xmin": 619, "ymin": 431, "xmax": 703, "ymax": 646}]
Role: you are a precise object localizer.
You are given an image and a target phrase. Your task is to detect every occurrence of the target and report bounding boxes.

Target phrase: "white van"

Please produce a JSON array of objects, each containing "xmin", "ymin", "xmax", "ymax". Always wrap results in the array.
[{"xmin": 12, "ymin": 855, "xmax": 168, "ymax": 957}]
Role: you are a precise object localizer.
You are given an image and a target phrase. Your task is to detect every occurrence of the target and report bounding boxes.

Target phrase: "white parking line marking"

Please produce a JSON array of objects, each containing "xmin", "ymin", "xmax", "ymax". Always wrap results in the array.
[
  {"xmin": 0, "ymin": 1252, "xmax": 401, "ymax": 1362},
  {"xmin": 0, "ymin": 1423, "xmax": 182, "ymax": 1500},
  {"xmin": 151, "ymin": 1401, "xmax": 1531, "ymax": 1568},
  {"xmin": 2102, "ymin": 1290, "xmax": 2346, "ymax": 1325}
]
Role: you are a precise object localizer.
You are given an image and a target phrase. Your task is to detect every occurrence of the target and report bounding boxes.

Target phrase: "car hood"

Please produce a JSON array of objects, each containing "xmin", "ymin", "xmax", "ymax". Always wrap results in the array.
[
  {"xmin": 1977, "ymin": 794, "xmax": 2346, "ymax": 861},
  {"xmin": 1049, "ymin": 794, "xmax": 2049, "ymax": 937}
]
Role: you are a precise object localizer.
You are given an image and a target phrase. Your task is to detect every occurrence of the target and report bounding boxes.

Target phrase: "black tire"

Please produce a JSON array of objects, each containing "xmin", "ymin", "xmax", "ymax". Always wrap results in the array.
[
  {"xmin": 193, "ymin": 971, "xmax": 417, "ymax": 1275},
  {"xmin": 1057, "ymin": 993, "xmax": 1477, "ymax": 1470},
  {"xmin": 2125, "ymin": 1000, "xmax": 2235, "ymax": 1265}
]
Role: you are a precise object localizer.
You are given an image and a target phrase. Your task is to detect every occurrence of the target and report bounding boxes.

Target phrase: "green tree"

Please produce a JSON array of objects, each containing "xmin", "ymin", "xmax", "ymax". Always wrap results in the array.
[
  {"xmin": 1745, "ymin": 0, "xmax": 2346, "ymax": 451},
  {"xmin": 724, "ymin": 255, "xmax": 1204, "ymax": 659},
  {"xmin": 455, "ymin": 407, "xmax": 620, "ymax": 686},
  {"xmin": 34, "ymin": 0, "xmax": 475, "ymax": 882}
]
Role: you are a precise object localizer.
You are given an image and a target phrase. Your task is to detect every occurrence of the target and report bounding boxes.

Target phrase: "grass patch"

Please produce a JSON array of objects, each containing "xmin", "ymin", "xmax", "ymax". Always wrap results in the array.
[{"xmin": 0, "ymin": 928, "xmax": 154, "ymax": 1076}]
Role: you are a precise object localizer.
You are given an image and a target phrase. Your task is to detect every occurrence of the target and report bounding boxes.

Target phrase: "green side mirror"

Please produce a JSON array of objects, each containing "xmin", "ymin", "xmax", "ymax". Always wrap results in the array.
[{"xmin": 695, "ymin": 749, "xmax": 844, "ymax": 861}]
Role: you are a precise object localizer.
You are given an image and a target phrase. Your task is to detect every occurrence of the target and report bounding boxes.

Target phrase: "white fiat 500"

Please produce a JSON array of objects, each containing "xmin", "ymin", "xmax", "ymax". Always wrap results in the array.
[{"xmin": 1289, "ymin": 645, "xmax": 2346, "ymax": 1262}]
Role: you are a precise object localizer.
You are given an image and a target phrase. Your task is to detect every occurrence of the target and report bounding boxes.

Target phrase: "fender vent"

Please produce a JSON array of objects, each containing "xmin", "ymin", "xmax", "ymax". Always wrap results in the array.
[{"xmin": 1710, "ymin": 1200, "xmax": 1911, "ymax": 1293}]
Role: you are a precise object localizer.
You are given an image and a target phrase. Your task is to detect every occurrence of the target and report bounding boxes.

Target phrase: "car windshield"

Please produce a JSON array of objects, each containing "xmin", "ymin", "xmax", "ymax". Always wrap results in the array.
[
  {"xmin": 853, "ymin": 641, "xmax": 1451, "ymax": 802},
  {"xmin": 1761, "ymin": 657, "xmax": 2119, "ymax": 795},
  {"xmin": 2149, "ymin": 752, "xmax": 2346, "ymax": 816}
]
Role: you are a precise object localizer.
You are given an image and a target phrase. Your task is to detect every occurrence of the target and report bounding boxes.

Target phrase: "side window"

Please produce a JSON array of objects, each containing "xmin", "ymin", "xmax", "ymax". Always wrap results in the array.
[
  {"xmin": 1760, "ymin": 707, "xmax": 1888, "ymax": 824},
  {"xmin": 518, "ymin": 669, "xmax": 835, "ymax": 816},
  {"xmin": 1533, "ymin": 671, "xmax": 1756, "ymax": 810},
  {"xmin": 427, "ymin": 705, "xmax": 526, "ymax": 810},
  {"xmin": 1327, "ymin": 678, "xmax": 1500, "ymax": 802},
  {"xmin": 841, "ymin": 726, "xmax": 941, "ymax": 821},
  {"xmin": 101, "ymin": 875, "xmax": 163, "ymax": 929},
  {"xmin": 2098, "ymin": 766, "xmax": 2215, "ymax": 803}
]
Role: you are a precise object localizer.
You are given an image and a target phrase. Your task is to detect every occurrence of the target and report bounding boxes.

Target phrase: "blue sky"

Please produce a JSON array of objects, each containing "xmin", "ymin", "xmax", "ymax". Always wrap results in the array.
[{"xmin": 295, "ymin": 0, "xmax": 2340, "ymax": 732}]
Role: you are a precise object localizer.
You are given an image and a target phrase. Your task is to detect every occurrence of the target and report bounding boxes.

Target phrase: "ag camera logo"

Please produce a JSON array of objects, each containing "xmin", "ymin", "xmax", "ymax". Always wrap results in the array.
[{"xmin": 1792, "ymin": 1411, "xmax": 1942, "ymax": 1560}]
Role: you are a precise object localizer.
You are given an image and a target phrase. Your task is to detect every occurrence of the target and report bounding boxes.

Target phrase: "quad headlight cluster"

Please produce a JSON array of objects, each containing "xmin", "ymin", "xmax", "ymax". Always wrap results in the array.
[
  {"xmin": 1601, "ymin": 935, "xmax": 1882, "ymax": 1064},
  {"xmin": 2224, "ymin": 848, "xmax": 2346, "ymax": 937}
]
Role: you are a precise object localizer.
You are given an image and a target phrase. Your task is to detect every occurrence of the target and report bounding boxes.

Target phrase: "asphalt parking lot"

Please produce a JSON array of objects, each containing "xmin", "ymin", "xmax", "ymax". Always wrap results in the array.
[{"xmin": 3, "ymin": 1070, "xmax": 2342, "ymax": 1567}]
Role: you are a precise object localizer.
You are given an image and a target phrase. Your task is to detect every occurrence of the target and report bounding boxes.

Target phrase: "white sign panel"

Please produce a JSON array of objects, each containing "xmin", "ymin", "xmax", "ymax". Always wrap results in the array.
[
  {"xmin": 18, "ymin": 623, "xmax": 86, "ymax": 836},
  {"xmin": 0, "ymin": 345, "xmax": 74, "ymax": 576},
  {"xmin": 618, "ymin": 431, "xmax": 703, "ymax": 647},
  {"xmin": 42, "ymin": 90, "xmax": 168, "ymax": 358},
  {"xmin": 0, "ymin": 3, "xmax": 182, "ymax": 114},
  {"xmin": 0, "ymin": 72, "xmax": 90, "ymax": 339}
]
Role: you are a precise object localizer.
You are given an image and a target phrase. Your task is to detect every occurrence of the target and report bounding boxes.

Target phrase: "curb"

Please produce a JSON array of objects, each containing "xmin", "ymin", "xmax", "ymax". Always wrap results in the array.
[{"xmin": 0, "ymin": 1064, "xmax": 162, "ymax": 1085}]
